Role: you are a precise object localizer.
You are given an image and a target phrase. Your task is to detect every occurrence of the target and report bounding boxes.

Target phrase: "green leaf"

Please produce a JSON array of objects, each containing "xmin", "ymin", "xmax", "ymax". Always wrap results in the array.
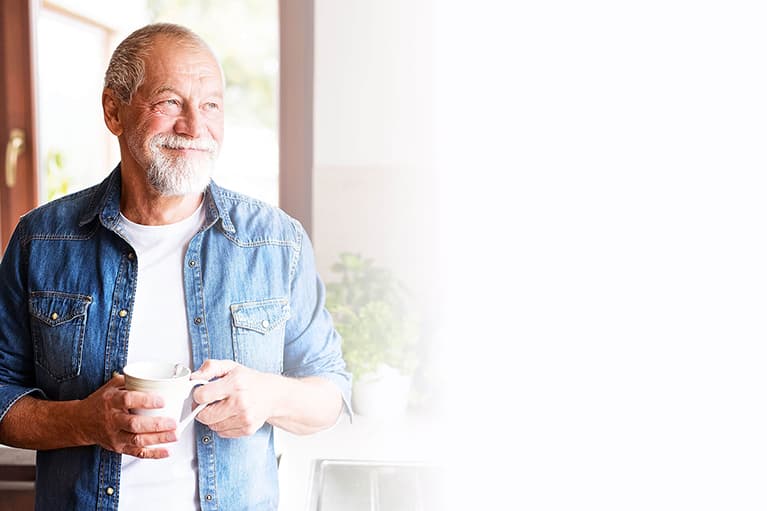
[{"xmin": 325, "ymin": 252, "xmax": 420, "ymax": 381}]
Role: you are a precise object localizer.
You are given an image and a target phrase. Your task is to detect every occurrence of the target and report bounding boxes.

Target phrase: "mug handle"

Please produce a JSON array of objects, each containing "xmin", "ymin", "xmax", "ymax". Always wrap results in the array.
[{"xmin": 177, "ymin": 379, "xmax": 210, "ymax": 433}]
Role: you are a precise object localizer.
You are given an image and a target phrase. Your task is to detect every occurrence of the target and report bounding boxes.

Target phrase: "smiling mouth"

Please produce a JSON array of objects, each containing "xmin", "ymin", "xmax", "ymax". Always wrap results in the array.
[
  {"xmin": 162, "ymin": 146, "xmax": 211, "ymax": 154},
  {"xmin": 150, "ymin": 134, "xmax": 218, "ymax": 156},
  {"xmin": 163, "ymin": 145, "xmax": 205, "ymax": 150}
]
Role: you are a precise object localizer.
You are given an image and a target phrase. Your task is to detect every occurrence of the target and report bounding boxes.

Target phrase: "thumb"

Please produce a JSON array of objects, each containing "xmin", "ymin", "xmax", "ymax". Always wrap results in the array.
[
  {"xmin": 108, "ymin": 374, "xmax": 126, "ymax": 387},
  {"xmin": 191, "ymin": 359, "xmax": 239, "ymax": 380}
]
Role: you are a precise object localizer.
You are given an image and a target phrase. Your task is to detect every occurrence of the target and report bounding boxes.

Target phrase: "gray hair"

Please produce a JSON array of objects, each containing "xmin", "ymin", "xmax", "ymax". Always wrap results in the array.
[{"xmin": 104, "ymin": 23, "xmax": 210, "ymax": 104}]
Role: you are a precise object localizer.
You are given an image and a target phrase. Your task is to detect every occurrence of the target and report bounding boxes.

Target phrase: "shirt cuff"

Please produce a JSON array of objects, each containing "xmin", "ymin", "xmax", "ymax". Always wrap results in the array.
[{"xmin": 313, "ymin": 372, "xmax": 353, "ymax": 424}]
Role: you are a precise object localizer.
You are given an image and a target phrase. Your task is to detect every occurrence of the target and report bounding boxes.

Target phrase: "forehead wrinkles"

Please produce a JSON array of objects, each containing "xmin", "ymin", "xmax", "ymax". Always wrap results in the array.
[{"xmin": 140, "ymin": 40, "xmax": 223, "ymax": 96}]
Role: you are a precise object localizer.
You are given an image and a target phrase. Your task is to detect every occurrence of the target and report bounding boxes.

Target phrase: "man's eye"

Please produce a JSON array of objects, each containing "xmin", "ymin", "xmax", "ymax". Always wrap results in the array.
[
  {"xmin": 203, "ymin": 102, "xmax": 220, "ymax": 111},
  {"xmin": 154, "ymin": 99, "xmax": 180, "ymax": 109}
]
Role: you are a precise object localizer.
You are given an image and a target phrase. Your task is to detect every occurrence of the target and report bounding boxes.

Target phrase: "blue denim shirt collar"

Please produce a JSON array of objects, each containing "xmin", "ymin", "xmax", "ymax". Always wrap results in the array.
[{"xmin": 77, "ymin": 164, "xmax": 236, "ymax": 234}]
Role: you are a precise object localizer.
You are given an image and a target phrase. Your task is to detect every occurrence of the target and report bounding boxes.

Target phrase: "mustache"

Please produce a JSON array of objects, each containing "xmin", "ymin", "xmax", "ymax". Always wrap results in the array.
[{"xmin": 150, "ymin": 134, "xmax": 219, "ymax": 153}]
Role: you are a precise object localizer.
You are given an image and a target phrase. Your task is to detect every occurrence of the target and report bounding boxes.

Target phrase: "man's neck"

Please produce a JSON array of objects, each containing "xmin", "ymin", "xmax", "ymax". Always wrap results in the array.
[{"xmin": 119, "ymin": 174, "xmax": 205, "ymax": 226}]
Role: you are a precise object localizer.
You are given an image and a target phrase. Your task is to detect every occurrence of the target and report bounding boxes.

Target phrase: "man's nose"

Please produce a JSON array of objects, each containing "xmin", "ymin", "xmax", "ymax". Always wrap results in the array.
[{"xmin": 174, "ymin": 107, "xmax": 205, "ymax": 138}]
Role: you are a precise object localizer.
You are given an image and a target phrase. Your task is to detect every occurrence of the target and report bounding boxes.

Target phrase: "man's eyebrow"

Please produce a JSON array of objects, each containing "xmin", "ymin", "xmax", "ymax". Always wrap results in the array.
[
  {"xmin": 150, "ymin": 86, "xmax": 179, "ymax": 97},
  {"xmin": 148, "ymin": 85, "xmax": 224, "ymax": 99}
]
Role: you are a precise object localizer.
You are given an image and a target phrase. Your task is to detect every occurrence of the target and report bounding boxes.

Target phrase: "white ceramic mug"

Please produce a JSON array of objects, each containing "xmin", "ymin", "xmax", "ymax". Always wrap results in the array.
[{"xmin": 123, "ymin": 361, "xmax": 209, "ymax": 434}]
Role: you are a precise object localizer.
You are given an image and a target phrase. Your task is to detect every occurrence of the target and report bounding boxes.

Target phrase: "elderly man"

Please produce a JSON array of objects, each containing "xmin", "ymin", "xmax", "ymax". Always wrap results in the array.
[{"xmin": 0, "ymin": 23, "xmax": 350, "ymax": 510}]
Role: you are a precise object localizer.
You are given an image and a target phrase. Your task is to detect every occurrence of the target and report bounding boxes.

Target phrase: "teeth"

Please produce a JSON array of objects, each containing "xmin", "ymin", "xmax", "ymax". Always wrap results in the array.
[
  {"xmin": 165, "ymin": 145, "xmax": 206, "ymax": 151},
  {"xmin": 152, "ymin": 135, "xmax": 217, "ymax": 154}
]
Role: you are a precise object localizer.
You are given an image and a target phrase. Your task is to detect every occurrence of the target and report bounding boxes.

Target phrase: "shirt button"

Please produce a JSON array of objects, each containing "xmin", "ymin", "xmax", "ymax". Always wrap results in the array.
[
  {"xmin": 105, "ymin": 487, "xmax": 115, "ymax": 496},
  {"xmin": 202, "ymin": 435, "xmax": 211, "ymax": 444},
  {"xmin": 205, "ymin": 494, "xmax": 213, "ymax": 501},
  {"xmin": 194, "ymin": 317, "xmax": 202, "ymax": 325},
  {"xmin": 261, "ymin": 319, "xmax": 270, "ymax": 329},
  {"xmin": 127, "ymin": 252, "xmax": 135, "ymax": 260},
  {"xmin": 50, "ymin": 312, "xmax": 59, "ymax": 321},
  {"xmin": 188, "ymin": 260, "xmax": 197, "ymax": 267},
  {"xmin": 119, "ymin": 309, "xmax": 128, "ymax": 318}
]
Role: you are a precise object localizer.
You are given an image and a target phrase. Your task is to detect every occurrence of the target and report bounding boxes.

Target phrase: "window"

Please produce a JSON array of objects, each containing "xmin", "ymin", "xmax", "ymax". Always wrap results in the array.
[{"xmin": 35, "ymin": 0, "xmax": 279, "ymax": 206}]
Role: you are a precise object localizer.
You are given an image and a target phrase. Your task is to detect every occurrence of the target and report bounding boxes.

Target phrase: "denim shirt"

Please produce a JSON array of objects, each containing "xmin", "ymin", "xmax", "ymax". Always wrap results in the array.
[{"xmin": 0, "ymin": 166, "xmax": 351, "ymax": 510}]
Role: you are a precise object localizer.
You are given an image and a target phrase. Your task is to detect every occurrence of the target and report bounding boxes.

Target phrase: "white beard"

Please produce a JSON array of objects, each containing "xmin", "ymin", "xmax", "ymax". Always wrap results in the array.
[{"xmin": 133, "ymin": 133, "xmax": 219, "ymax": 197}]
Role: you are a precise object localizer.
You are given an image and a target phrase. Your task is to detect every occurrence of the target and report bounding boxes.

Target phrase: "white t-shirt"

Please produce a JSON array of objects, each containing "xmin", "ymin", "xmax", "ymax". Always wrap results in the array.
[{"xmin": 114, "ymin": 203, "xmax": 206, "ymax": 511}]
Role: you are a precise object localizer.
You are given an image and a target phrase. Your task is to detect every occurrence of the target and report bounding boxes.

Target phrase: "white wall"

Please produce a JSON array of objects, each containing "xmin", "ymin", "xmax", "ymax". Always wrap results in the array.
[
  {"xmin": 312, "ymin": 0, "xmax": 436, "ymax": 313},
  {"xmin": 432, "ymin": 2, "xmax": 767, "ymax": 510}
]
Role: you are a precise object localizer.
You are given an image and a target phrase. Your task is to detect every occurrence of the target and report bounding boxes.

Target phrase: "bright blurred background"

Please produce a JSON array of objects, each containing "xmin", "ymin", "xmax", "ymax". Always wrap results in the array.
[{"xmin": 14, "ymin": 0, "xmax": 767, "ymax": 510}]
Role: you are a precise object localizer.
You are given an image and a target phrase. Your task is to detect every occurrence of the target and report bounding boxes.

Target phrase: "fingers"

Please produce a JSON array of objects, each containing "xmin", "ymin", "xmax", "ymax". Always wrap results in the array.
[
  {"xmin": 111, "ymin": 414, "xmax": 178, "ymax": 456},
  {"xmin": 195, "ymin": 397, "xmax": 237, "ymax": 425},
  {"xmin": 192, "ymin": 363, "xmax": 261, "ymax": 405},
  {"xmin": 192, "ymin": 377, "xmax": 230, "ymax": 405},
  {"xmin": 108, "ymin": 374, "xmax": 126, "ymax": 387},
  {"xmin": 110, "ymin": 389, "xmax": 165, "ymax": 411},
  {"xmin": 115, "ymin": 412, "xmax": 177, "ymax": 434},
  {"xmin": 195, "ymin": 398, "xmax": 266, "ymax": 437},
  {"xmin": 189, "ymin": 360, "xmax": 273, "ymax": 439},
  {"xmin": 124, "ymin": 446, "xmax": 171, "ymax": 459},
  {"xmin": 120, "ymin": 428, "xmax": 178, "ymax": 448},
  {"xmin": 191, "ymin": 359, "xmax": 238, "ymax": 381},
  {"xmin": 94, "ymin": 414, "xmax": 177, "ymax": 457},
  {"xmin": 198, "ymin": 409, "xmax": 265, "ymax": 438},
  {"xmin": 86, "ymin": 377, "xmax": 180, "ymax": 457}
]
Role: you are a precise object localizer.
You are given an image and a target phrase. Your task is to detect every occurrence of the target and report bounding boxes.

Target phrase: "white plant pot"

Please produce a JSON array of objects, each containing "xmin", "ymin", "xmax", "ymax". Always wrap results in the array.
[{"xmin": 352, "ymin": 365, "xmax": 412, "ymax": 419}]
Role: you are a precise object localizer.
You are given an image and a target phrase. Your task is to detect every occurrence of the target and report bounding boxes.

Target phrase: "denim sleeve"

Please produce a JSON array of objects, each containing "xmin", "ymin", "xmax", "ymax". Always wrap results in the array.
[
  {"xmin": 282, "ymin": 221, "xmax": 352, "ymax": 419},
  {"xmin": 0, "ymin": 220, "xmax": 45, "ymax": 424}
]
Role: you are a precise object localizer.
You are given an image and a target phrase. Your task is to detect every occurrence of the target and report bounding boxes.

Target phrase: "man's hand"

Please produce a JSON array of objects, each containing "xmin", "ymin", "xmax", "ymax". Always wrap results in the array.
[
  {"xmin": 0, "ymin": 375, "xmax": 178, "ymax": 457},
  {"xmin": 190, "ymin": 360, "xmax": 276, "ymax": 438},
  {"xmin": 191, "ymin": 359, "xmax": 344, "ymax": 438},
  {"xmin": 78, "ymin": 375, "xmax": 178, "ymax": 459}
]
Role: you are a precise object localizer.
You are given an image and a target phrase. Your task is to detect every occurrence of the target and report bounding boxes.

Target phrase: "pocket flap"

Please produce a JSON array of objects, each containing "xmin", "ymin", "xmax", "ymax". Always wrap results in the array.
[
  {"xmin": 231, "ymin": 298, "xmax": 290, "ymax": 334},
  {"xmin": 29, "ymin": 292, "xmax": 92, "ymax": 327}
]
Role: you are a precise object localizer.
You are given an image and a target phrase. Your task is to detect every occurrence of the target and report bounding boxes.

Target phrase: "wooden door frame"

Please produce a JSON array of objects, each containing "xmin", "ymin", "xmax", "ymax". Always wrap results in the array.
[
  {"xmin": 279, "ymin": 0, "xmax": 313, "ymax": 237},
  {"xmin": 0, "ymin": 0, "xmax": 38, "ymax": 253}
]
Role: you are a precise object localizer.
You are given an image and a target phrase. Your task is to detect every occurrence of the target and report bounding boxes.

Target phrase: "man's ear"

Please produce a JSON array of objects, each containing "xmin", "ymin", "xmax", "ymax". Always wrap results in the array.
[{"xmin": 102, "ymin": 88, "xmax": 124, "ymax": 136}]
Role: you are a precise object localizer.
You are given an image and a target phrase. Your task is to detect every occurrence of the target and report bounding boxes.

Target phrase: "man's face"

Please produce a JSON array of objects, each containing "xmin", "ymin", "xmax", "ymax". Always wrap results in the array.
[{"xmin": 119, "ymin": 37, "xmax": 224, "ymax": 196}]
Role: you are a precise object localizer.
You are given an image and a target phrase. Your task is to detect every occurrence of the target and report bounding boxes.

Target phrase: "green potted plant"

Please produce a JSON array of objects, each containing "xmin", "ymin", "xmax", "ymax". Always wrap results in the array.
[{"xmin": 325, "ymin": 253, "xmax": 419, "ymax": 417}]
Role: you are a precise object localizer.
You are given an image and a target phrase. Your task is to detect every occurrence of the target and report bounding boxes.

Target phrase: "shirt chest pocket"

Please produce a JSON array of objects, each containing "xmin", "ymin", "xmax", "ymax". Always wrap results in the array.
[
  {"xmin": 29, "ymin": 291, "xmax": 92, "ymax": 382},
  {"xmin": 230, "ymin": 298, "xmax": 290, "ymax": 373}
]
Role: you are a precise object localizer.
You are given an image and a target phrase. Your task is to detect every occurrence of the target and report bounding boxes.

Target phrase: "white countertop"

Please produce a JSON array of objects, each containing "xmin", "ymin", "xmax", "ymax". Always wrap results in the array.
[
  {"xmin": 276, "ymin": 412, "xmax": 446, "ymax": 511},
  {"xmin": 1, "ymin": 413, "xmax": 447, "ymax": 510}
]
